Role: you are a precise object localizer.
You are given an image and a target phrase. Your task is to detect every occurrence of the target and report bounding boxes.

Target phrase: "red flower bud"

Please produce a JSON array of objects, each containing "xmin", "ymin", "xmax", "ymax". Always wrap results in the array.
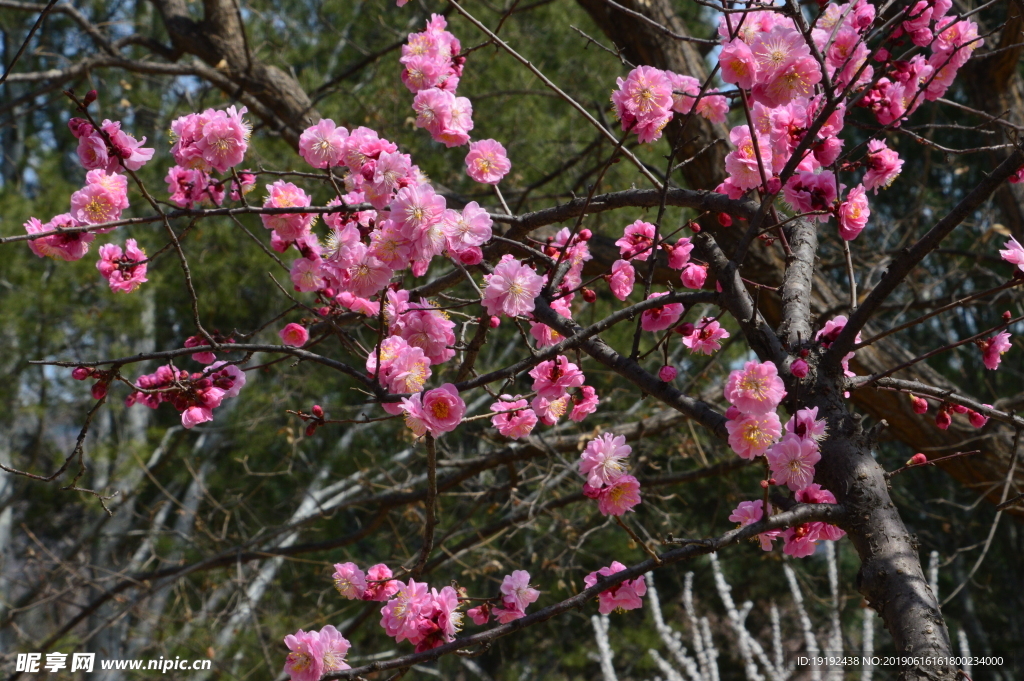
[
  {"xmin": 578, "ymin": 228, "xmax": 592, "ymax": 241},
  {"xmin": 312, "ymin": 404, "xmax": 324, "ymax": 419},
  {"xmin": 935, "ymin": 407, "xmax": 952, "ymax": 430},
  {"xmin": 319, "ymin": 306, "xmax": 331, "ymax": 316},
  {"xmin": 675, "ymin": 322, "xmax": 695, "ymax": 336},
  {"xmin": 689, "ymin": 222, "xmax": 701, "ymax": 233},
  {"xmin": 582, "ymin": 288, "xmax": 597, "ymax": 303},
  {"xmin": 717, "ymin": 213, "xmax": 733, "ymax": 227},
  {"xmin": 907, "ymin": 453, "xmax": 928, "ymax": 466},
  {"xmin": 305, "ymin": 423, "xmax": 318, "ymax": 437},
  {"xmin": 91, "ymin": 381, "xmax": 108, "ymax": 400},
  {"xmin": 760, "ymin": 479, "xmax": 769, "ymax": 489},
  {"xmin": 909, "ymin": 395, "xmax": 929, "ymax": 414},
  {"xmin": 488, "ymin": 316, "xmax": 501, "ymax": 328},
  {"xmin": 72, "ymin": 367, "xmax": 91, "ymax": 381},
  {"xmin": 1003, "ymin": 310, "xmax": 1012, "ymax": 321},
  {"xmin": 790, "ymin": 358, "xmax": 809, "ymax": 378},
  {"xmin": 952, "ymin": 404, "xmax": 969, "ymax": 414},
  {"xmin": 83, "ymin": 90, "xmax": 98, "ymax": 107}
]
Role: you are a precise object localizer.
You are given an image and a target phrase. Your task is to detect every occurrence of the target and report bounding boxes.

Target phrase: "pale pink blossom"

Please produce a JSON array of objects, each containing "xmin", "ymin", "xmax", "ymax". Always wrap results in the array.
[
  {"xmin": 999, "ymin": 237, "xmax": 1024, "ymax": 272},
  {"xmin": 584, "ymin": 562, "xmax": 646, "ymax": 615},
  {"xmin": 279, "ymin": 323, "xmax": 309, "ymax": 347},
  {"xmin": 181, "ymin": 406, "xmax": 214, "ymax": 429},
  {"xmin": 529, "ymin": 355, "xmax": 585, "ymax": 400},
  {"xmin": 491, "ymin": 395, "xmax": 537, "ymax": 439},
  {"xmin": 467, "ymin": 605, "xmax": 490, "ymax": 625},
  {"xmin": 784, "ymin": 406, "xmax": 828, "ymax": 442},
  {"xmin": 299, "ymin": 119, "xmax": 348, "ymax": 169},
  {"xmin": 640, "ymin": 292, "xmax": 684, "ymax": 331},
  {"xmin": 261, "ymin": 181, "xmax": 314, "ymax": 240},
  {"xmin": 392, "ymin": 304, "xmax": 456, "ymax": 365},
  {"xmin": 725, "ymin": 125, "xmax": 772, "ymax": 190},
  {"xmin": 380, "ymin": 579, "xmax": 432, "ymax": 644},
  {"xmin": 728, "ymin": 500, "xmax": 781, "ymax": 551},
  {"xmin": 24, "ymin": 214, "xmax": 92, "ymax": 261},
  {"xmin": 720, "ymin": 38, "xmax": 758, "ymax": 89},
  {"xmin": 579, "ymin": 432, "xmax": 631, "ymax": 488},
  {"xmin": 597, "ymin": 475, "xmax": 642, "ymax": 516},
  {"xmin": 863, "ymin": 139, "xmax": 903, "ymax": 192},
  {"xmin": 679, "ymin": 262, "xmax": 707, "ymax": 289},
  {"xmin": 318, "ymin": 625, "xmax": 351, "ymax": 672},
  {"xmin": 726, "ymin": 412, "xmax": 782, "ymax": 459},
  {"xmin": 482, "ymin": 254, "xmax": 544, "ymax": 318},
  {"xmin": 333, "ymin": 563, "xmax": 367, "ymax": 599},
  {"xmin": 441, "ymin": 201, "xmax": 492, "ymax": 249},
  {"xmin": 751, "ymin": 26, "xmax": 810, "ymax": 82},
  {"xmin": 569, "ymin": 385, "xmax": 599, "ymax": 422},
  {"xmin": 96, "ymin": 239, "xmax": 148, "ymax": 293},
  {"xmin": 283, "ymin": 629, "xmax": 325, "ymax": 681},
  {"xmin": 609, "ymin": 259, "xmax": 635, "ymax": 300},
  {"xmin": 980, "ymin": 332, "xmax": 1012, "ymax": 370},
  {"xmin": 529, "ymin": 296, "xmax": 572, "ymax": 347},
  {"xmin": 767, "ymin": 434, "xmax": 821, "ymax": 491},
  {"xmin": 344, "ymin": 245, "xmax": 394, "ymax": 298},
  {"xmin": 682, "ymin": 318, "xmax": 729, "ymax": 355},
  {"xmin": 492, "ymin": 604, "xmax": 526, "ymax": 623},
  {"xmin": 795, "ymin": 484, "xmax": 845, "ymax": 541},
  {"xmin": 290, "ymin": 257, "xmax": 325, "ymax": 292},
  {"xmin": 500, "ymin": 570, "xmax": 540, "ymax": 611},
  {"xmin": 70, "ymin": 170, "xmax": 130, "ymax": 225},
  {"xmin": 724, "ymin": 360, "xmax": 786, "ymax": 414},
  {"xmin": 531, "ymin": 394, "xmax": 570, "ymax": 426},
  {"xmin": 465, "ymin": 139, "xmax": 511, "ymax": 184}
]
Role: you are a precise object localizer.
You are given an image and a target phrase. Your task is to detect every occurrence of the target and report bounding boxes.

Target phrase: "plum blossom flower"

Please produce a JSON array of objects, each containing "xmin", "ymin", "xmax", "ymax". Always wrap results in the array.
[
  {"xmin": 490, "ymin": 395, "xmax": 537, "ymax": 439},
  {"xmin": 500, "ymin": 570, "xmax": 540, "ymax": 611},
  {"xmin": 532, "ymin": 395, "xmax": 570, "ymax": 426},
  {"xmin": 441, "ymin": 201, "xmax": 492, "ymax": 250},
  {"xmin": 784, "ymin": 406, "xmax": 828, "ymax": 442},
  {"xmin": 664, "ymin": 238, "xmax": 694, "ymax": 269},
  {"xmin": 465, "ymin": 139, "xmax": 511, "ymax": 184},
  {"xmin": 790, "ymin": 358, "xmax": 809, "ymax": 378},
  {"xmin": 569, "ymin": 385, "xmax": 600, "ymax": 422},
  {"xmin": 999, "ymin": 237, "xmax": 1024, "ymax": 272},
  {"xmin": 837, "ymin": 185, "xmax": 870, "ymax": 241},
  {"xmin": 71, "ymin": 170, "xmax": 130, "ymax": 225},
  {"xmin": 682, "ymin": 318, "xmax": 730, "ymax": 355},
  {"xmin": 380, "ymin": 579, "xmax": 432, "ymax": 644},
  {"xmin": 283, "ymin": 629, "xmax": 325, "ymax": 681},
  {"xmin": 659, "ymin": 365, "xmax": 678, "ymax": 382},
  {"xmin": 609, "ymin": 259, "xmax": 635, "ymax": 300},
  {"xmin": 783, "ymin": 523, "xmax": 819, "ymax": 557},
  {"xmin": 579, "ymin": 433, "xmax": 631, "ymax": 488},
  {"xmin": 616, "ymin": 220, "xmax": 656, "ymax": 261},
  {"xmin": 728, "ymin": 500, "xmax": 781, "ymax": 551},
  {"xmin": 720, "ymin": 38, "xmax": 758, "ymax": 89},
  {"xmin": 980, "ymin": 332, "xmax": 1012, "ymax": 370},
  {"xmin": 767, "ymin": 434, "xmax": 821, "ymax": 491},
  {"xmin": 404, "ymin": 384, "xmax": 465, "ymax": 437},
  {"xmin": 332, "ymin": 563, "xmax": 368, "ymax": 599},
  {"xmin": 362, "ymin": 564, "xmax": 400, "ymax": 601},
  {"xmin": 783, "ymin": 171, "xmax": 838, "ymax": 221},
  {"xmin": 725, "ymin": 125, "xmax": 772, "ymax": 190},
  {"xmin": 318, "ymin": 625, "xmax": 352, "ymax": 672},
  {"xmin": 584, "ymin": 562, "xmax": 646, "ymax": 614},
  {"xmin": 612, "ymin": 66, "xmax": 674, "ymax": 142},
  {"xmin": 640, "ymin": 292, "xmax": 684, "ymax": 331},
  {"xmin": 724, "ymin": 360, "xmax": 786, "ymax": 415},
  {"xmin": 482, "ymin": 254, "xmax": 544, "ymax": 318},
  {"xmin": 529, "ymin": 355, "xmax": 585, "ymax": 400},
  {"xmin": 279, "ymin": 323, "xmax": 310, "ymax": 347},
  {"xmin": 261, "ymin": 181, "xmax": 314, "ymax": 241},
  {"xmin": 726, "ymin": 412, "xmax": 782, "ymax": 459},
  {"xmin": 597, "ymin": 475, "xmax": 642, "ymax": 516},
  {"xmin": 24, "ymin": 214, "xmax": 92, "ymax": 261},
  {"xmin": 195, "ymin": 106, "xmax": 250, "ymax": 173},
  {"xmin": 863, "ymin": 139, "xmax": 903, "ymax": 192},
  {"xmin": 299, "ymin": 119, "xmax": 348, "ymax": 169},
  {"xmin": 290, "ymin": 257, "xmax": 325, "ymax": 292},
  {"xmin": 96, "ymin": 239, "xmax": 148, "ymax": 293},
  {"xmin": 680, "ymin": 262, "xmax": 708, "ymax": 290}
]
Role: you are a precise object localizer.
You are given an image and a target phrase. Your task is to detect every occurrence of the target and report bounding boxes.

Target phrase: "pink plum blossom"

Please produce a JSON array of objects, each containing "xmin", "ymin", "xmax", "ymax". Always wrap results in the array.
[
  {"xmin": 640, "ymin": 292, "xmax": 684, "ymax": 331},
  {"xmin": 837, "ymin": 185, "xmax": 870, "ymax": 240},
  {"xmin": 767, "ymin": 434, "xmax": 821, "ymax": 491},
  {"xmin": 659, "ymin": 365, "xmax": 678, "ymax": 382},
  {"xmin": 569, "ymin": 385, "xmax": 600, "ymax": 422},
  {"xmin": 784, "ymin": 407, "xmax": 828, "ymax": 442},
  {"xmin": 584, "ymin": 562, "xmax": 646, "ymax": 615},
  {"xmin": 724, "ymin": 360, "xmax": 786, "ymax": 415},
  {"xmin": 980, "ymin": 332, "xmax": 1012, "ymax": 370},
  {"xmin": 283, "ymin": 629, "xmax": 325, "ymax": 681},
  {"xmin": 441, "ymin": 201, "xmax": 492, "ymax": 250},
  {"xmin": 417, "ymin": 384, "xmax": 466, "ymax": 437},
  {"xmin": 380, "ymin": 579, "xmax": 432, "ymax": 644},
  {"xmin": 725, "ymin": 125, "xmax": 772, "ymax": 190},
  {"xmin": 491, "ymin": 395, "xmax": 538, "ymax": 439},
  {"xmin": 579, "ymin": 432, "xmax": 631, "ymax": 488},
  {"xmin": 531, "ymin": 395, "xmax": 570, "ymax": 426},
  {"xmin": 616, "ymin": 220, "xmax": 656, "ymax": 261},
  {"xmin": 726, "ymin": 412, "xmax": 782, "ymax": 459},
  {"xmin": 465, "ymin": 139, "xmax": 511, "ymax": 184},
  {"xmin": 318, "ymin": 625, "xmax": 351, "ymax": 672},
  {"xmin": 195, "ymin": 106, "xmax": 249, "ymax": 173},
  {"xmin": 299, "ymin": 119, "xmax": 348, "ymax": 169},
  {"xmin": 664, "ymin": 238, "xmax": 694, "ymax": 269},
  {"xmin": 679, "ymin": 262, "xmax": 708, "ymax": 289},
  {"xmin": 863, "ymin": 139, "xmax": 904, "ymax": 192},
  {"xmin": 999, "ymin": 237, "xmax": 1024, "ymax": 272},
  {"xmin": 261, "ymin": 181, "xmax": 314, "ymax": 241},
  {"xmin": 500, "ymin": 570, "xmax": 540, "ymax": 611},
  {"xmin": 482, "ymin": 254, "xmax": 544, "ymax": 318},
  {"xmin": 597, "ymin": 475, "xmax": 642, "ymax": 516},
  {"xmin": 279, "ymin": 323, "xmax": 310, "ymax": 347},
  {"xmin": 682, "ymin": 318, "xmax": 730, "ymax": 355},
  {"xmin": 24, "ymin": 214, "xmax": 92, "ymax": 261},
  {"xmin": 728, "ymin": 500, "xmax": 781, "ymax": 551},
  {"xmin": 70, "ymin": 170, "xmax": 129, "ymax": 225},
  {"xmin": 783, "ymin": 171, "xmax": 838, "ymax": 221},
  {"xmin": 609, "ymin": 259, "xmax": 635, "ymax": 300},
  {"xmin": 720, "ymin": 38, "xmax": 758, "ymax": 89},
  {"xmin": 362, "ymin": 564, "xmax": 400, "ymax": 601},
  {"xmin": 529, "ymin": 355, "xmax": 585, "ymax": 400},
  {"xmin": 96, "ymin": 239, "xmax": 148, "ymax": 293}
]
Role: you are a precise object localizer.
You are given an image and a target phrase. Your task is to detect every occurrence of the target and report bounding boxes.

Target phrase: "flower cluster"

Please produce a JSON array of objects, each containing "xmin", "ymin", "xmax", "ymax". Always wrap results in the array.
[
  {"xmin": 283, "ymin": 626, "xmax": 351, "ymax": 681},
  {"xmin": 584, "ymin": 562, "xmax": 646, "ymax": 614},
  {"xmin": 611, "ymin": 65, "xmax": 728, "ymax": 143},
  {"xmin": 400, "ymin": 15, "xmax": 511, "ymax": 184},
  {"xmin": 96, "ymin": 238, "xmax": 148, "ymax": 293},
  {"xmin": 578, "ymin": 433, "xmax": 642, "ymax": 516},
  {"xmin": 124, "ymin": 361, "xmax": 246, "ymax": 429},
  {"xmin": 70, "ymin": 117, "xmax": 154, "ymax": 173}
]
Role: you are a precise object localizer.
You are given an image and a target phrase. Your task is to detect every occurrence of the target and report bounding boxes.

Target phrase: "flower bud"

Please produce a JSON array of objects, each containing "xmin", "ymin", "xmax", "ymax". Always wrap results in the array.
[
  {"xmin": 909, "ymin": 395, "xmax": 929, "ymax": 414},
  {"xmin": 578, "ymin": 228, "xmax": 592, "ymax": 241},
  {"xmin": 319, "ymin": 306, "xmax": 331, "ymax": 316},
  {"xmin": 582, "ymin": 288, "xmax": 597, "ymax": 303},
  {"xmin": 82, "ymin": 90, "xmax": 98, "ymax": 107},
  {"xmin": 675, "ymin": 322, "xmax": 695, "ymax": 336},
  {"xmin": 725, "ymin": 405, "xmax": 741, "ymax": 420},
  {"xmin": 968, "ymin": 410, "xmax": 989, "ymax": 428},
  {"xmin": 658, "ymin": 365, "xmax": 678, "ymax": 382},
  {"xmin": 907, "ymin": 453, "xmax": 928, "ymax": 466},
  {"xmin": 790, "ymin": 358, "xmax": 809, "ymax": 378},
  {"xmin": 688, "ymin": 221, "xmax": 701, "ymax": 233},
  {"xmin": 717, "ymin": 213, "xmax": 733, "ymax": 227},
  {"xmin": 91, "ymin": 381, "xmax": 108, "ymax": 400},
  {"xmin": 935, "ymin": 407, "xmax": 952, "ymax": 430},
  {"xmin": 1003, "ymin": 310, "xmax": 1012, "ymax": 321},
  {"xmin": 952, "ymin": 404, "xmax": 969, "ymax": 414},
  {"xmin": 760, "ymin": 479, "xmax": 769, "ymax": 489},
  {"xmin": 305, "ymin": 423, "xmax": 318, "ymax": 437},
  {"xmin": 312, "ymin": 404, "xmax": 324, "ymax": 419},
  {"xmin": 72, "ymin": 367, "xmax": 91, "ymax": 381},
  {"xmin": 488, "ymin": 316, "xmax": 501, "ymax": 329}
]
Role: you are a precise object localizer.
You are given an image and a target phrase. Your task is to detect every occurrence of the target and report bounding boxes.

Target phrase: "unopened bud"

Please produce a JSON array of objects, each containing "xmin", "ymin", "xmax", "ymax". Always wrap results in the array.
[
  {"xmin": 952, "ymin": 404, "xmax": 969, "ymax": 414},
  {"xmin": 488, "ymin": 316, "xmax": 501, "ymax": 328},
  {"xmin": 1003, "ymin": 310, "xmax": 1012, "ymax": 321},
  {"xmin": 578, "ymin": 228, "xmax": 592, "ymax": 241},
  {"xmin": 658, "ymin": 365, "xmax": 678, "ymax": 382},
  {"xmin": 907, "ymin": 453, "xmax": 928, "ymax": 466},
  {"xmin": 582, "ymin": 288, "xmax": 597, "ymax": 303},
  {"xmin": 760, "ymin": 479, "xmax": 769, "ymax": 489},
  {"xmin": 969, "ymin": 410, "xmax": 989, "ymax": 428},
  {"xmin": 675, "ymin": 322, "xmax": 695, "ymax": 336},
  {"xmin": 717, "ymin": 213, "xmax": 733, "ymax": 227},
  {"xmin": 688, "ymin": 222, "xmax": 701, "ymax": 233},
  {"xmin": 725, "ymin": 405, "xmax": 741, "ymax": 420},
  {"xmin": 790, "ymin": 358, "xmax": 809, "ymax": 378},
  {"xmin": 72, "ymin": 367, "xmax": 91, "ymax": 381},
  {"xmin": 91, "ymin": 381, "xmax": 108, "ymax": 400},
  {"xmin": 768, "ymin": 478, "xmax": 777, "ymax": 486},
  {"xmin": 83, "ymin": 90, "xmax": 98, "ymax": 107},
  {"xmin": 305, "ymin": 423, "xmax": 318, "ymax": 437},
  {"xmin": 312, "ymin": 404, "xmax": 324, "ymax": 419},
  {"xmin": 910, "ymin": 394, "xmax": 929, "ymax": 414},
  {"xmin": 319, "ymin": 306, "xmax": 331, "ymax": 316}
]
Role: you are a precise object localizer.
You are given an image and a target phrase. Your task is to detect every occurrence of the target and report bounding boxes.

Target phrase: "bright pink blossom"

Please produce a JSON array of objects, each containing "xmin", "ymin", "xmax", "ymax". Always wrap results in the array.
[
  {"xmin": 279, "ymin": 323, "xmax": 309, "ymax": 347},
  {"xmin": 529, "ymin": 355, "xmax": 585, "ymax": 400},
  {"xmin": 195, "ymin": 106, "xmax": 249, "ymax": 173},
  {"xmin": 784, "ymin": 406, "xmax": 828, "ymax": 442},
  {"xmin": 679, "ymin": 262, "xmax": 707, "ymax": 289},
  {"xmin": 980, "ymin": 332, "xmax": 1012, "ymax": 370},
  {"xmin": 261, "ymin": 181, "xmax": 314, "ymax": 241},
  {"xmin": 584, "ymin": 562, "xmax": 646, "ymax": 615},
  {"xmin": 724, "ymin": 360, "xmax": 786, "ymax": 415},
  {"xmin": 24, "ymin": 214, "xmax": 92, "ymax": 261},
  {"xmin": 664, "ymin": 238, "xmax": 693, "ymax": 269},
  {"xmin": 579, "ymin": 432, "xmax": 631, "ymax": 488},
  {"xmin": 616, "ymin": 220, "xmax": 656, "ymax": 261},
  {"xmin": 728, "ymin": 500, "xmax": 781, "ymax": 551},
  {"xmin": 318, "ymin": 625, "xmax": 352, "ymax": 672},
  {"xmin": 465, "ymin": 139, "xmax": 511, "ymax": 184},
  {"xmin": 482, "ymin": 254, "xmax": 544, "ymax": 318},
  {"xmin": 726, "ymin": 412, "xmax": 782, "ymax": 459},
  {"xmin": 333, "ymin": 563, "xmax": 368, "ymax": 599},
  {"xmin": 720, "ymin": 38, "xmax": 758, "ymax": 89},
  {"xmin": 380, "ymin": 579, "xmax": 432, "ymax": 644},
  {"xmin": 283, "ymin": 629, "xmax": 325, "ymax": 681},
  {"xmin": 659, "ymin": 365, "xmax": 677, "ymax": 382},
  {"xmin": 837, "ymin": 185, "xmax": 870, "ymax": 240},
  {"xmin": 442, "ymin": 201, "xmax": 492, "ymax": 250},
  {"xmin": 999, "ymin": 237, "xmax": 1024, "ymax": 272},
  {"xmin": 531, "ymin": 395, "xmax": 570, "ymax": 426},
  {"xmin": 725, "ymin": 125, "xmax": 772, "ymax": 190},
  {"xmin": 500, "ymin": 570, "xmax": 540, "ymax": 611},
  {"xmin": 491, "ymin": 395, "xmax": 538, "ymax": 439},
  {"xmin": 790, "ymin": 358, "xmax": 809, "ymax": 378},
  {"xmin": 70, "ymin": 170, "xmax": 129, "ymax": 225},
  {"xmin": 640, "ymin": 292, "xmax": 684, "ymax": 331},
  {"xmin": 609, "ymin": 259, "xmax": 635, "ymax": 300},
  {"xmin": 299, "ymin": 119, "xmax": 348, "ymax": 169},
  {"xmin": 362, "ymin": 564, "xmax": 400, "ymax": 601},
  {"xmin": 682, "ymin": 318, "xmax": 730, "ymax": 355},
  {"xmin": 863, "ymin": 139, "xmax": 904, "ymax": 192},
  {"xmin": 570, "ymin": 385, "xmax": 599, "ymax": 422},
  {"xmin": 783, "ymin": 171, "xmax": 838, "ymax": 221},
  {"xmin": 767, "ymin": 434, "xmax": 821, "ymax": 491},
  {"xmin": 96, "ymin": 239, "xmax": 148, "ymax": 293},
  {"xmin": 597, "ymin": 475, "xmax": 642, "ymax": 516}
]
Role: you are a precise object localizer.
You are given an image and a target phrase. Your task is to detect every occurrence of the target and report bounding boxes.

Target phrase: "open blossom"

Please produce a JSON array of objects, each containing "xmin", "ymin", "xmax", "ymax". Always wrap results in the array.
[
  {"xmin": 318, "ymin": 625, "xmax": 352, "ymax": 672},
  {"xmin": 363, "ymin": 564, "xmax": 400, "ymax": 601},
  {"xmin": 531, "ymin": 394, "xmax": 570, "ymax": 426},
  {"xmin": 332, "ymin": 562, "xmax": 368, "ymax": 599},
  {"xmin": 579, "ymin": 433, "xmax": 631, "ymax": 488},
  {"xmin": 411, "ymin": 384, "xmax": 465, "ymax": 437},
  {"xmin": 664, "ymin": 238, "xmax": 693, "ymax": 269},
  {"xmin": 584, "ymin": 562, "xmax": 646, "ymax": 615},
  {"xmin": 283, "ymin": 630, "xmax": 324, "ymax": 681},
  {"xmin": 784, "ymin": 406, "xmax": 828, "ymax": 442},
  {"xmin": 24, "ymin": 214, "xmax": 93, "ymax": 261},
  {"xmin": 609, "ymin": 259, "xmax": 635, "ymax": 300},
  {"xmin": 679, "ymin": 262, "xmax": 707, "ymax": 289},
  {"xmin": 529, "ymin": 296, "xmax": 571, "ymax": 347},
  {"xmin": 720, "ymin": 38, "xmax": 758, "ymax": 89},
  {"xmin": 724, "ymin": 360, "xmax": 786, "ymax": 415},
  {"xmin": 729, "ymin": 500, "xmax": 781, "ymax": 551},
  {"xmin": 290, "ymin": 257, "xmax": 325, "ymax": 292},
  {"xmin": 482, "ymin": 254, "xmax": 544, "ymax": 318},
  {"xmin": 570, "ymin": 385, "xmax": 599, "ymax": 421},
  {"xmin": 529, "ymin": 355, "xmax": 585, "ymax": 400},
  {"xmin": 500, "ymin": 570, "xmax": 540, "ymax": 611},
  {"xmin": 261, "ymin": 181, "xmax": 314, "ymax": 241},
  {"xmin": 837, "ymin": 185, "xmax": 870, "ymax": 241},
  {"xmin": 724, "ymin": 125, "xmax": 772, "ymax": 190},
  {"xmin": 616, "ymin": 220, "xmax": 656, "ymax": 261},
  {"xmin": 70, "ymin": 170, "xmax": 130, "ymax": 225},
  {"xmin": 863, "ymin": 139, "xmax": 903, "ymax": 192},
  {"xmin": 640, "ymin": 292, "xmax": 684, "ymax": 331},
  {"xmin": 597, "ymin": 475, "xmax": 642, "ymax": 516},
  {"xmin": 682, "ymin": 318, "xmax": 730, "ymax": 355},
  {"xmin": 279, "ymin": 323, "xmax": 310, "ymax": 347},
  {"xmin": 490, "ymin": 395, "xmax": 537, "ymax": 439},
  {"xmin": 299, "ymin": 119, "xmax": 348, "ymax": 168},
  {"xmin": 612, "ymin": 66, "xmax": 674, "ymax": 142},
  {"xmin": 767, "ymin": 434, "xmax": 821, "ymax": 491},
  {"xmin": 783, "ymin": 171, "xmax": 838, "ymax": 221},
  {"xmin": 726, "ymin": 412, "xmax": 782, "ymax": 459},
  {"xmin": 96, "ymin": 239, "xmax": 148, "ymax": 293},
  {"xmin": 999, "ymin": 237, "xmax": 1024, "ymax": 272},
  {"xmin": 465, "ymin": 139, "xmax": 511, "ymax": 184},
  {"xmin": 796, "ymin": 484, "xmax": 845, "ymax": 541},
  {"xmin": 380, "ymin": 579, "xmax": 432, "ymax": 644},
  {"xmin": 441, "ymin": 201, "xmax": 492, "ymax": 250},
  {"xmin": 980, "ymin": 332, "xmax": 1012, "ymax": 370}
]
